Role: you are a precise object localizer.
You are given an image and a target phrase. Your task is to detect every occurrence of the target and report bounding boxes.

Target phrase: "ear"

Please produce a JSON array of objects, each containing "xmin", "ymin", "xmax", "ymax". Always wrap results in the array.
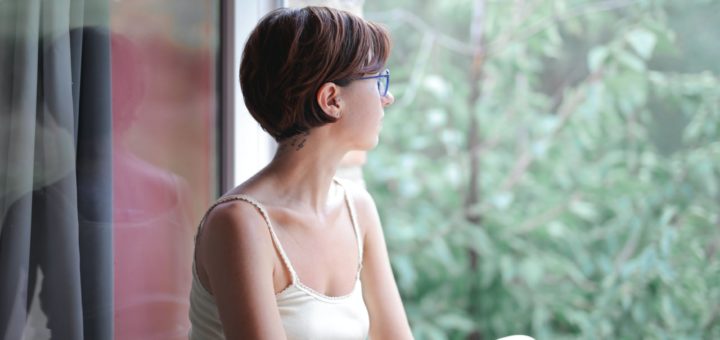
[{"xmin": 316, "ymin": 82, "xmax": 343, "ymax": 119}]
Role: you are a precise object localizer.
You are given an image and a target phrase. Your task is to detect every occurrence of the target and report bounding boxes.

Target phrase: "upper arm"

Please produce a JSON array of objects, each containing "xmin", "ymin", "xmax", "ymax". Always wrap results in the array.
[
  {"xmin": 197, "ymin": 201, "xmax": 287, "ymax": 340},
  {"xmin": 350, "ymin": 185, "xmax": 414, "ymax": 339}
]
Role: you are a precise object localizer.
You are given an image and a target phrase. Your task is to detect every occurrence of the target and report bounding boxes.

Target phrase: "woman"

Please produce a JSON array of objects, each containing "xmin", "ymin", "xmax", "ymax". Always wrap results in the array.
[{"xmin": 189, "ymin": 6, "xmax": 414, "ymax": 340}]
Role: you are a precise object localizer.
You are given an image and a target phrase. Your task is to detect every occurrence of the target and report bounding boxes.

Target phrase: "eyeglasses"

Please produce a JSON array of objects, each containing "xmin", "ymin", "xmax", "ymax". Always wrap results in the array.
[{"xmin": 335, "ymin": 69, "xmax": 390, "ymax": 97}]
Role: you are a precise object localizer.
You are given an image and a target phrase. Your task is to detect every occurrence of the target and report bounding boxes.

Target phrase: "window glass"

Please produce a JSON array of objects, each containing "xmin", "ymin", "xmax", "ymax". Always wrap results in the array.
[
  {"xmin": 110, "ymin": 1, "xmax": 218, "ymax": 338},
  {"xmin": 364, "ymin": 1, "xmax": 720, "ymax": 339}
]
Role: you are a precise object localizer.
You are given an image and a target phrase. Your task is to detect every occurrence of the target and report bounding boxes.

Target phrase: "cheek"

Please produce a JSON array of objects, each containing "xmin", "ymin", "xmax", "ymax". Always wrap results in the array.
[
  {"xmin": 349, "ymin": 105, "xmax": 381, "ymax": 128},
  {"xmin": 340, "ymin": 89, "xmax": 383, "ymax": 129}
]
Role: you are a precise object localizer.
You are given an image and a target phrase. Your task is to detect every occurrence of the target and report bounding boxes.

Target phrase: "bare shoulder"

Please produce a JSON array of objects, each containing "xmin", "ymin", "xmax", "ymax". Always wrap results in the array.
[
  {"xmin": 339, "ymin": 179, "xmax": 378, "ymax": 212},
  {"xmin": 337, "ymin": 179, "xmax": 383, "ymax": 239},
  {"xmin": 200, "ymin": 198, "xmax": 272, "ymax": 248},
  {"xmin": 203, "ymin": 198, "xmax": 269, "ymax": 233},
  {"xmin": 196, "ymin": 199, "xmax": 275, "ymax": 293},
  {"xmin": 195, "ymin": 196, "xmax": 288, "ymax": 338}
]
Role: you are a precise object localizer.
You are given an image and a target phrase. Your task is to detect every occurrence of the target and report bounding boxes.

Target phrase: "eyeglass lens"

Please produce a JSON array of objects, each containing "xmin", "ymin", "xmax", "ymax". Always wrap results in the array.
[{"xmin": 377, "ymin": 70, "xmax": 389, "ymax": 96}]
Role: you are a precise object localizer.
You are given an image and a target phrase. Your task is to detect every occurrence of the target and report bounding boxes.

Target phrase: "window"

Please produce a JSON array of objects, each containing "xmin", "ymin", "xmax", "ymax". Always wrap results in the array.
[
  {"xmin": 363, "ymin": 1, "xmax": 720, "ymax": 338},
  {"xmin": 110, "ymin": 1, "xmax": 219, "ymax": 338}
]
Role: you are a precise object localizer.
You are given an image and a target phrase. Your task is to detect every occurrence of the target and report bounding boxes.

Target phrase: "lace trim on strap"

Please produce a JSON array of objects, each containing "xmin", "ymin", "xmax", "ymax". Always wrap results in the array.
[
  {"xmin": 194, "ymin": 177, "xmax": 363, "ymax": 286},
  {"xmin": 194, "ymin": 194, "xmax": 300, "ymax": 284},
  {"xmin": 333, "ymin": 178, "xmax": 364, "ymax": 279}
]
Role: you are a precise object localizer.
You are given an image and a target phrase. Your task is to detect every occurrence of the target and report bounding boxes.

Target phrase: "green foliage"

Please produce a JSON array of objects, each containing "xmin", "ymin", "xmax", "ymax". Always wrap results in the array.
[{"xmin": 364, "ymin": 0, "xmax": 720, "ymax": 339}]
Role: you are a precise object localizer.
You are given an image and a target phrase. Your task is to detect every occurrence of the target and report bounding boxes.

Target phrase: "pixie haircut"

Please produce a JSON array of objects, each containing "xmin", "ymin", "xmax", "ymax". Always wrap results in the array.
[{"xmin": 239, "ymin": 6, "xmax": 391, "ymax": 141}]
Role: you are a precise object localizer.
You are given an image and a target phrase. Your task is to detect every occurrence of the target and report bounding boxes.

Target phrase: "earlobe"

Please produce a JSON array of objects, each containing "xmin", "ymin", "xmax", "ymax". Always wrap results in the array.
[{"xmin": 317, "ymin": 82, "xmax": 342, "ymax": 119}]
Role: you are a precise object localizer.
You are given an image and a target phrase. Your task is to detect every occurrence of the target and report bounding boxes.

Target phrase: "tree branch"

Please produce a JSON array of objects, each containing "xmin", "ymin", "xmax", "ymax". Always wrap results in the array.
[
  {"xmin": 497, "ymin": 75, "xmax": 590, "ymax": 192},
  {"xmin": 486, "ymin": 0, "xmax": 642, "ymax": 58},
  {"xmin": 395, "ymin": 32, "xmax": 436, "ymax": 109},
  {"xmin": 367, "ymin": 0, "xmax": 642, "ymax": 59},
  {"xmin": 366, "ymin": 9, "xmax": 475, "ymax": 55},
  {"xmin": 515, "ymin": 192, "xmax": 583, "ymax": 234}
]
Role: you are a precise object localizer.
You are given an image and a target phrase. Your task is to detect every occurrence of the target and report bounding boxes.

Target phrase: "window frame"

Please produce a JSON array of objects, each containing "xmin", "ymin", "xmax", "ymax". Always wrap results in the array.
[{"xmin": 219, "ymin": 0, "xmax": 283, "ymax": 193}]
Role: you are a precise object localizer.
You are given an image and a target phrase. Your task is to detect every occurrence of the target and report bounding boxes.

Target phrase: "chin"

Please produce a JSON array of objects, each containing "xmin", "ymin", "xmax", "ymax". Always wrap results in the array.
[
  {"xmin": 353, "ymin": 136, "xmax": 380, "ymax": 151},
  {"xmin": 367, "ymin": 135, "xmax": 381, "ymax": 149}
]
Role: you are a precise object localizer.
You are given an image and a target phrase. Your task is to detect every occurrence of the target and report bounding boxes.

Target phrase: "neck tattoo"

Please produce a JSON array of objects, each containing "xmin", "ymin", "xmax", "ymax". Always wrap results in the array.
[{"xmin": 286, "ymin": 131, "xmax": 310, "ymax": 151}]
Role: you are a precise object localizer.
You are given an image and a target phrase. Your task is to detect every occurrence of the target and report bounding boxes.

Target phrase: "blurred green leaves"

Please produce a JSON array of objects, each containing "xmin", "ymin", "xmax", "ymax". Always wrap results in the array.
[{"xmin": 365, "ymin": 0, "xmax": 720, "ymax": 339}]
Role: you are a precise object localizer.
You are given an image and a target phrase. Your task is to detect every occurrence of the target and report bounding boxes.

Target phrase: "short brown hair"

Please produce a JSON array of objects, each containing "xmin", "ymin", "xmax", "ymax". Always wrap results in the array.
[{"xmin": 239, "ymin": 6, "xmax": 391, "ymax": 141}]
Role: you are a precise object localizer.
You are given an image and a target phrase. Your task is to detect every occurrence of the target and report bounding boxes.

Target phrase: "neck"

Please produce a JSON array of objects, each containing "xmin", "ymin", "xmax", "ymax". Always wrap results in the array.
[{"xmin": 260, "ymin": 131, "xmax": 348, "ymax": 215}]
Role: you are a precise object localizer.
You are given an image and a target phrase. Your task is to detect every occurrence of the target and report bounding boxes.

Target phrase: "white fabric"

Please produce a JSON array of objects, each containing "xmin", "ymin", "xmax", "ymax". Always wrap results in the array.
[{"xmin": 188, "ymin": 178, "xmax": 369, "ymax": 340}]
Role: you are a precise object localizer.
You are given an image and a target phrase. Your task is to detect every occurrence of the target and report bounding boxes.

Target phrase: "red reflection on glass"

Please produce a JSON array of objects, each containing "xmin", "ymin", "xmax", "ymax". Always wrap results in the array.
[{"xmin": 110, "ymin": 2, "xmax": 217, "ymax": 338}]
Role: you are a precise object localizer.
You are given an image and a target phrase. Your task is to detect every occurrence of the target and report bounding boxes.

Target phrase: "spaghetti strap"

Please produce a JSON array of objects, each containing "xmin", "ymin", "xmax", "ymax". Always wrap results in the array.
[
  {"xmin": 194, "ymin": 178, "xmax": 363, "ymax": 286},
  {"xmin": 333, "ymin": 178, "xmax": 364, "ymax": 278},
  {"xmin": 195, "ymin": 194, "xmax": 300, "ymax": 284}
]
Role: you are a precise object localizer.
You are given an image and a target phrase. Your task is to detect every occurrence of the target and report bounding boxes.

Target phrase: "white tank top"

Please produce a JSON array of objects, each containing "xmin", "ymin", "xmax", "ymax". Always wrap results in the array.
[{"xmin": 188, "ymin": 178, "xmax": 369, "ymax": 340}]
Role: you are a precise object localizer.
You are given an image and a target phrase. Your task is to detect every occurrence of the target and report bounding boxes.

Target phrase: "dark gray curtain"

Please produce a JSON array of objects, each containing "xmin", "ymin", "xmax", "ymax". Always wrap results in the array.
[{"xmin": 0, "ymin": 0, "xmax": 113, "ymax": 339}]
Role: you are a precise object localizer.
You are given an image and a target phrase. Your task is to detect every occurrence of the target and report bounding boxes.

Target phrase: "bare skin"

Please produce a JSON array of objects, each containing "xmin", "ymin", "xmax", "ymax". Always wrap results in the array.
[{"xmin": 194, "ymin": 77, "xmax": 414, "ymax": 339}]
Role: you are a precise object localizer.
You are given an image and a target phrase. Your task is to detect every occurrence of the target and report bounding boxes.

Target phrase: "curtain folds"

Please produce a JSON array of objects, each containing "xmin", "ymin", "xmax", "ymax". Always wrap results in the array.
[{"xmin": 0, "ymin": 0, "xmax": 113, "ymax": 339}]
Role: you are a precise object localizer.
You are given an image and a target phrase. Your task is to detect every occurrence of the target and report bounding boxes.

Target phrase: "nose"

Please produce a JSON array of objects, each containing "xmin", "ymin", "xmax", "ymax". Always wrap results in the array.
[{"xmin": 381, "ymin": 91, "xmax": 395, "ymax": 107}]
